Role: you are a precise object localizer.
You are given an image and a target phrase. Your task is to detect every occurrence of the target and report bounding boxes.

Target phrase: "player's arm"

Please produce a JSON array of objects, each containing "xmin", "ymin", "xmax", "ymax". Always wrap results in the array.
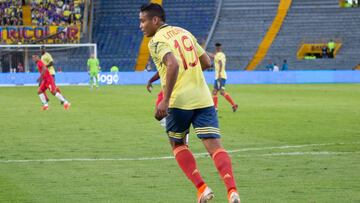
[
  {"xmin": 87, "ymin": 60, "xmax": 90, "ymax": 72},
  {"xmin": 199, "ymin": 53, "xmax": 211, "ymax": 71},
  {"xmin": 156, "ymin": 53, "xmax": 179, "ymax": 120},
  {"xmin": 147, "ymin": 71, "xmax": 160, "ymax": 93},
  {"xmin": 206, "ymin": 51, "xmax": 215, "ymax": 59},
  {"xmin": 97, "ymin": 59, "xmax": 100, "ymax": 71},
  {"xmin": 217, "ymin": 59, "xmax": 223, "ymax": 79},
  {"xmin": 193, "ymin": 38, "xmax": 211, "ymax": 70},
  {"xmin": 46, "ymin": 61, "xmax": 54, "ymax": 68}
]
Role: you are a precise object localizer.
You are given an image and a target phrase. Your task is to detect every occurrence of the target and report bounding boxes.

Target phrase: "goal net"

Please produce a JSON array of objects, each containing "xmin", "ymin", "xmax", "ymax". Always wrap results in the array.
[{"xmin": 0, "ymin": 43, "xmax": 97, "ymax": 73}]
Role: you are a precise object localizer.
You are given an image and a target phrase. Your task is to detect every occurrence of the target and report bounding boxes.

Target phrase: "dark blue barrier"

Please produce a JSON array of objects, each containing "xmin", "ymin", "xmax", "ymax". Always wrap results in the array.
[{"xmin": 0, "ymin": 71, "xmax": 359, "ymax": 86}]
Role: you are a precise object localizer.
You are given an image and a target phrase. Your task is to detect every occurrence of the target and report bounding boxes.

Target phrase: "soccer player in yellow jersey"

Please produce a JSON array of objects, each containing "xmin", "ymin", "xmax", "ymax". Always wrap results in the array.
[
  {"xmin": 210, "ymin": 43, "xmax": 238, "ymax": 112},
  {"xmin": 139, "ymin": 3, "xmax": 240, "ymax": 203},
  {"xmin": 41, "ymin": 46, "xmax": 56, "ymax": 79}
]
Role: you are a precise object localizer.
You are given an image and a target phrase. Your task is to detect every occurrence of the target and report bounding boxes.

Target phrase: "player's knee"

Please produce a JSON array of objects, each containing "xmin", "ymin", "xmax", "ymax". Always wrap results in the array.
[
  {"xmin": 169, "ymin": 139, "xmax": 186, "ymax": 150},
  {"xmin": 212, "ymin": 89, "xmax": 218, "ymax": 95},
  {"xmin": 202, "ymin": 138, "xmax": 223, "ymax": 156},
  {"xmin": 220, "ymin": 90, "xmax": 226, "ymax": 96}
]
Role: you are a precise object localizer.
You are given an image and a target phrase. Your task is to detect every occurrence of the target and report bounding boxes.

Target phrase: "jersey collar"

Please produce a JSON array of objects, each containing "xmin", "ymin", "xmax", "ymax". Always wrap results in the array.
[{"xmin": 156, "ymin": 24, "xmax": 169, "ymax": 33}]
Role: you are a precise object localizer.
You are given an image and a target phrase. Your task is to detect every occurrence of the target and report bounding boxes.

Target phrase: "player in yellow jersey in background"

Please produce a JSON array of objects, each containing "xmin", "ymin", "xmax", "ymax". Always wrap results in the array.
[
  {"xmin": 209, "ymin": 43, "xmax": 238, "ymax": 112},
  {"xmin": 139, "ymin": 3, "xmax": 240, "ymax": 203},
  {"xmin": 41, "ymin": 46, "xmax": 56, "ymax": 80}
]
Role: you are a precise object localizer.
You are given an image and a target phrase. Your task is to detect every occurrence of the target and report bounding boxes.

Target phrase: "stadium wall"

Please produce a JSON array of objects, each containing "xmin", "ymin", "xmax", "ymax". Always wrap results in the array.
[{"xmin": 0, "ymin": 71, "xmax": 359, "ymax": 86}]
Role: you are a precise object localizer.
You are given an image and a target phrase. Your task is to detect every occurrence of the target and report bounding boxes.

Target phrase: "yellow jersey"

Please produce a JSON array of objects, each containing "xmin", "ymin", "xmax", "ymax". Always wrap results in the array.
[
  {"xmin": 214, "ymin": 52, "xmax": 227, "ymax": 79},
  {"xmin": 148, "ymin": 25, "xmax": 213, "ymax": 110},
  {"xmin": 41, "ymin": 52, "xmax": 55, "ymax": 75}
]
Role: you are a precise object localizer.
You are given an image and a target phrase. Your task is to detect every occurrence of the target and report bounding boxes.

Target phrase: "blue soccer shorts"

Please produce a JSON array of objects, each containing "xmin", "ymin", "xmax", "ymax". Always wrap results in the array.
[
  {"xmin": 166, "ymin": 106, "xmax": 220, "ymax": 143},
  {"xmin": 214, "ymin": 78, "xmax": 226, "ymax": 90}
]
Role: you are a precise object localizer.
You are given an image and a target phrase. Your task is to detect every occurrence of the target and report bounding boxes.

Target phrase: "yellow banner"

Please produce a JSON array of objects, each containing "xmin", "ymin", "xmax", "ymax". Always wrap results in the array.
[
  {"xmin": 297, "ymin": 43, "xmax": 342, "ymax": 59},
  {"xmin": 0, "ymin": 26, "xmax": 81, "ymax": 44}
]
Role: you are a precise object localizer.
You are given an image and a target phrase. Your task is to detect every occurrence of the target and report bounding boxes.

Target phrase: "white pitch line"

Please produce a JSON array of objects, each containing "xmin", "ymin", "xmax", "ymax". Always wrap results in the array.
[
  {"xmin": 0, "ymin": 142, "xmax": 359, "ymax": 164},
  {"xmin": 235, "ymin": 151, "xmax": 360, "ymax": 158}
]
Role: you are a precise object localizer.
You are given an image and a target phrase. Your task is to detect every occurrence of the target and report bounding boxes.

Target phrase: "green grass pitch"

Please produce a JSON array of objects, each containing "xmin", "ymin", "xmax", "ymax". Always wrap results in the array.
[{"xmin": 0, "ymin": 84, "xmax": 359, "ymax": 203}]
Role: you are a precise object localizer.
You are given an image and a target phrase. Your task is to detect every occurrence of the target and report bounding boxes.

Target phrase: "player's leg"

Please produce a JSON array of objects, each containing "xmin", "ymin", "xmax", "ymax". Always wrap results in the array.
[
  {"xmin": 39, "ymin": 80, "xmax": 50, "ymax": 102},
  {"xmin": 193, "ymin": 106, "xmax": 240, "ymax": 203},
  {"xmin": 38, "ymin": 83, "xmax": 49, "ymax": 110},
  {"xmin": 89, "ymin": 74, "xmax": 94, "ymax": 88},
  {"xmin": 43, "ymin": 91, "xmax": 50, "ymax": 102},
  {"xmin": 219, "ymin": 79, "xmax": 238, "ymax": 112},
  {"xmin": 48, "ymin": 81, "xmax": 71, "ymax": 110},
  {"xmin": 213, "ymin": 80, "xmax": 219, "ymax": 111},
  {"xmin": 166, "ymin": 108, "xmax": 212, "ymax": 202},
  {"xmin": 95, "ymin": 72, "xmax": 99, "ymax": 88},
  {"xmin": 202, "ymin": 138, "xmax": 240, "ymax": 203}
]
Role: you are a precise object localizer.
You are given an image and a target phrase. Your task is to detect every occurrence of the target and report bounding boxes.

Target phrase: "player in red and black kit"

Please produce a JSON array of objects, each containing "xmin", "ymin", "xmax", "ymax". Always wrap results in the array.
[{"xmin": 32, "ymin": 55, "xmax": 70, "ymax": 110}]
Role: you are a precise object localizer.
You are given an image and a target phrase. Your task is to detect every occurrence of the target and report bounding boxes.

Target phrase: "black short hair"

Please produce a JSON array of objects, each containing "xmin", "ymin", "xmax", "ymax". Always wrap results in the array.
[
  {"xmin": 215, "ymin": 42, "xmax": 222, "ymax": 47},
  {"xmin": 140, "ymin": 3, "xmax": 166, "ymax": 22}
]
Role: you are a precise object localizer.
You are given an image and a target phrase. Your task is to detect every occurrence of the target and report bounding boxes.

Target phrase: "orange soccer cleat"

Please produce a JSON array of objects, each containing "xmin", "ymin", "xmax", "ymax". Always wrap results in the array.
[
  {"xmin": 228, "ymin": 189, "xmax": 240, "ymax": 203},
  {"xmin": 63, "ymin": 102, "xmax": 71, "ymax": 110},
  {"xmin": 197, "ymin": 184, "xmax": 214, "ymax": 203},
  {"xmin": 232, "ymin": 104, "xmax": 238, "ymax": 112},
  {"xmin": 41, "ymin": 105, "xmax": 49, "ymax": 111}
]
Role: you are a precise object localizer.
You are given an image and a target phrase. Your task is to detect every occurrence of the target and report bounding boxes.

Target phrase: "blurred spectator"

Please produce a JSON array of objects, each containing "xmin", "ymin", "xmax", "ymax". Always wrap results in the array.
[
  {"xmin": 273, "ymin": 63, "xmax": 279, "ymax": 72},
  {"xmin": 327, "ymin": 39, "xmax": 335, "ymax": 58},
  {"xmin": 265, "ymin": 60, "xmax": 274, "ymax": 71},
  {"xmin": 30, "ymin": 0, "xmax": 84, "ymax": 26},
  {"xmin": 17, "ymin": 62, "xmax": 24, "ymax": 72},
  {"xmin": 110, "ymin": 66, "xmax": 119, "ymax": 73},
  {"xmin": 352, "ymin": 0, "xmax": 359, "ymax": 7},
  {"xmin": 281, "ymin": 60, "xmax": 288, "ymax": 71},
  {"xmin": 322, "ymin": 45, "xmax": 328, "ymax": 58},
  {"xmin": 0, "ymin": 0, "xmax": 23, "ymax": 26}
]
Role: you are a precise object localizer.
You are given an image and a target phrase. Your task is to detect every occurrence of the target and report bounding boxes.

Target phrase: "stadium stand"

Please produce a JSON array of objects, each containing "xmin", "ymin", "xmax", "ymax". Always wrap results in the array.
[
  {"xmin": 92, "ymin": 0, "xmax": 216, "ymax": 71},
  {"xmin": 163, "ymin": 0, "xmax": 216, "ymax": 45},
  {"xmin": 30, "ymin": 0, "xmax": 84, "ymax": 26},
  {"xmin": 208, "ymin": 0, "xmax": 360, "ymax": 70},
  {"xmin": 263, "ymin": 0, "xmax": 360, "ymax": 70},
  {"xmin": 0, "ymin": 0, "xmax": 23, "ymax": 26},
  {"xmin": 207, "ymin": 0, "xmax": 279, "ymax": 70},
  {"xmin": 92, "ymin": 0, "xmax": 147, "ymax": 71}
]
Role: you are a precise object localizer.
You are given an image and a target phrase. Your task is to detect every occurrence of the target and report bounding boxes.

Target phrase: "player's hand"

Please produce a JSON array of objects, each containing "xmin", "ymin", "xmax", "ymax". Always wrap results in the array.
[
  {"xmin": 155, "ymin": 100, "xmax": 169, "ymax": 121},
  {"xmin": 146, "ymin": 82, "xmax": 153, "ymax": 93}
]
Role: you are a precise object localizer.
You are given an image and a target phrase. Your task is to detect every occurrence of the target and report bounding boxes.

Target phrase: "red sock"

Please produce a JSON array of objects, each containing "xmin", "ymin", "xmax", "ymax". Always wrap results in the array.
[
  {"xmin": 213, "ymin": 95, "xmax": 218, "ymax": 108},
  {"xmin": 212, "ymin": 148, "xmax": 237, "ymax": 192},
  {"xmin": 173, "ymin": 145, "xmax": 205, "ymax": 189},
  {"xmin": 223, "ymin": 93, "xmax": 236, "ymax": 106}
]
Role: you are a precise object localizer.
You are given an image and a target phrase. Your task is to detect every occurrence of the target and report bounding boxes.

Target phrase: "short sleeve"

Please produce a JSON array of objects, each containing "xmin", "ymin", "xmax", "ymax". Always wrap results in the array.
[
  {"xmin": 156, "ymin": 41, "xmax": 172, "ymax": 63},
  {"xmin": 220, "ymin": 53, "xmax": 226, "ymax": 61},
  {"xmin": 195, "ymin": 42, "xmax": 205, "ymax": 57}
]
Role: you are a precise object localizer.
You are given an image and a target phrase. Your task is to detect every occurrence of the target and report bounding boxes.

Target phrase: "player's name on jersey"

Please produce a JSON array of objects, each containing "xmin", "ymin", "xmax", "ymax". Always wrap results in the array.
[{"xmin": 162, "ymin": 27, "xmax": 185, "ymax": 40}]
